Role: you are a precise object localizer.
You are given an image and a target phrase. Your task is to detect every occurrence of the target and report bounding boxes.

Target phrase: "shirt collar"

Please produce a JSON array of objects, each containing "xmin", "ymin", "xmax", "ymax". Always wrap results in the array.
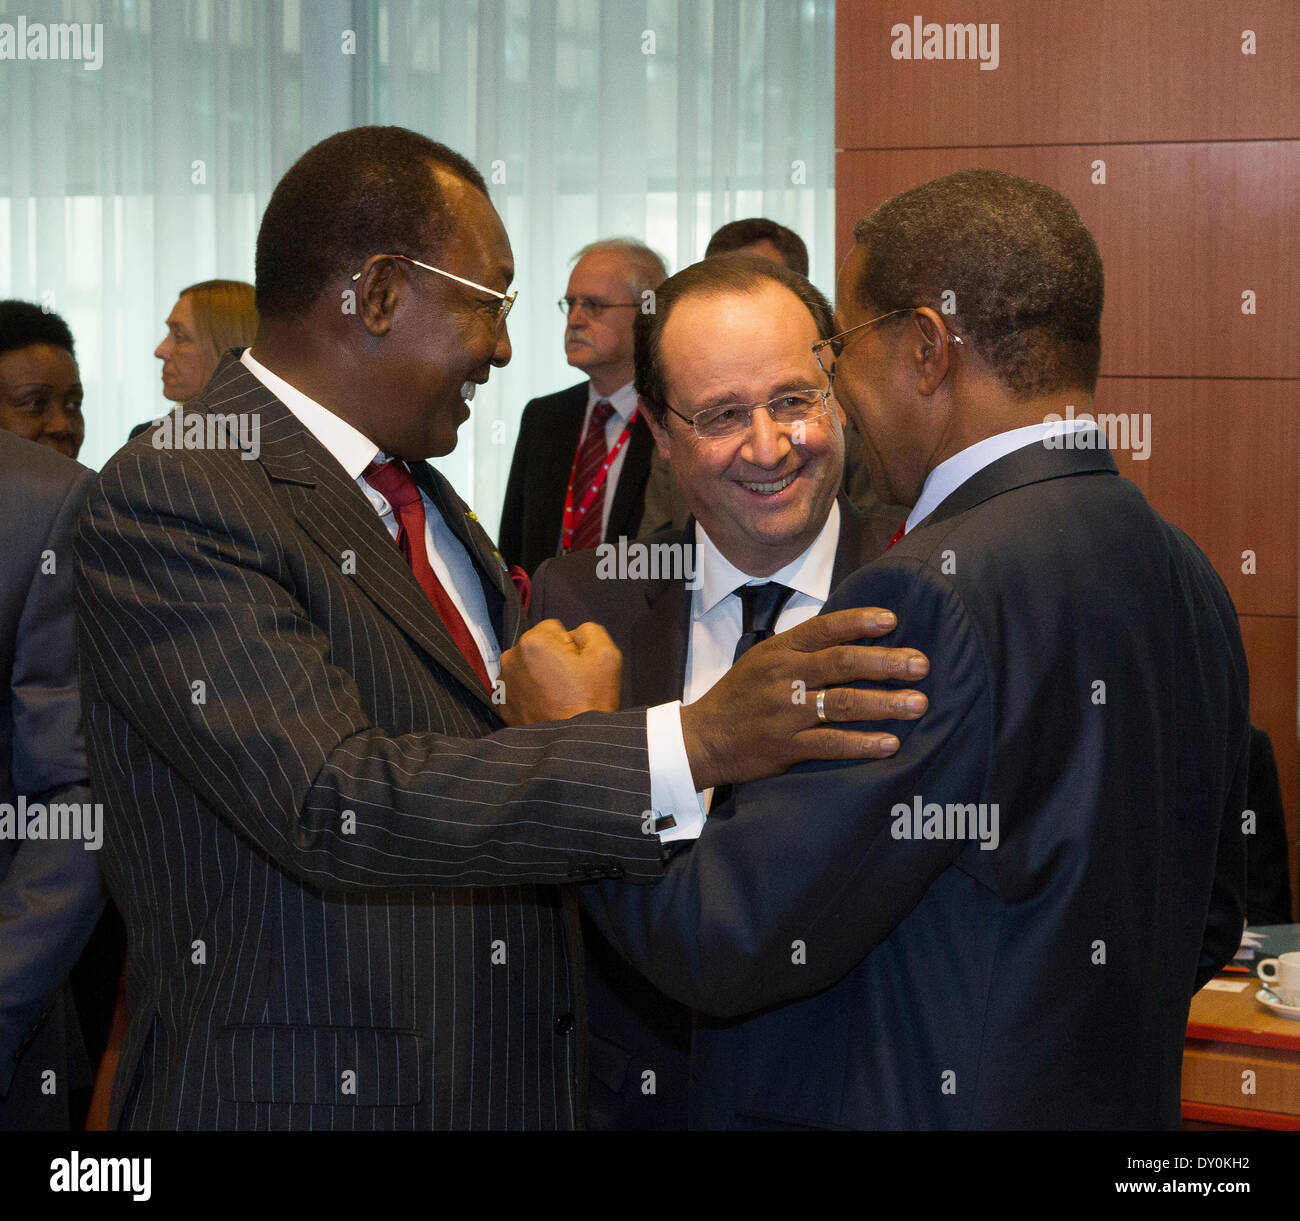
[
  {"xmin": 905, "ymin": 418, "xmax": 1098, "ymax": 534},
  {"xmin": 693, "ymin": 499, "xmax": 842, "ymax": 615},
  {"xmin": 587, "ymin": 379, "xmax": 639, "ymax": 424},
  {"xmin": 241, "ymin": 348, "xmax": 383, "ymax": 480}
]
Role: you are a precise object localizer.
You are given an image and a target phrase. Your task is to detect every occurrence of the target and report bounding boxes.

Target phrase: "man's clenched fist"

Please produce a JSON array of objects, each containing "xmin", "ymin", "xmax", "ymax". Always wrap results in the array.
[{"xmin": 498, "ymin": 618, "xmax": 623, "ymax": 725}]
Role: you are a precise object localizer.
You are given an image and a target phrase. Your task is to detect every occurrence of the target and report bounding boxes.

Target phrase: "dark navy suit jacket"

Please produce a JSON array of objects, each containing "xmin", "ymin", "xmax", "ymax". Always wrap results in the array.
[
  {"xmin": 583, "ymin": 441, "xmax": 1248, "ymax": 1129},
  {"xmin": 0, "ymin": 431, "xmax": 102, "ymax": 1129}
]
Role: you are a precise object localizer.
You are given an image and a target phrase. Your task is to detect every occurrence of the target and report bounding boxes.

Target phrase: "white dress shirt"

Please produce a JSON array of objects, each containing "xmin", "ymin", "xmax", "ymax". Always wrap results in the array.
[
  {"xmin": 904, "ymin": 418, "xmax": 1099, "ymax": 536},
  {"xmin": 240, "ymin": 349, "xmax": 703, "ymax": 843},
  {"xmin": 241, "ymin": 348, "xmax": 501, "ymax": 680},
  {"xmin": 684, "ymin": 500, "xmax": 841, "ymax": 703},
  {"xmin": 677, "ymin": 501, "xmax": 841, "ymax": 812}
]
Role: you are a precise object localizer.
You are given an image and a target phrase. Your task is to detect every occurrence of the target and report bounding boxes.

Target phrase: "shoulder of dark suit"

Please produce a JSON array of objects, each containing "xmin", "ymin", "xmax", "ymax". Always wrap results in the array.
[{"xmin": 0, "ymin": 429, "xmax": 93, "ymax": 510}]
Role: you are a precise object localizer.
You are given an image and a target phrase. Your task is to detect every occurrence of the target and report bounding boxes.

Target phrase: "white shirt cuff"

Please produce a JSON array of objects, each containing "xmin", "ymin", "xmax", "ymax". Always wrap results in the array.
[{"xmin": 646, "ymin": 701, "xmax": 707, "ymax": 843}]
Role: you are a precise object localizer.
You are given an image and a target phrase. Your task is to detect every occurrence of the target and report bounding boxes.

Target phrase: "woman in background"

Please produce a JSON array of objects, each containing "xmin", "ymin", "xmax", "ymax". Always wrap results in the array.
[
  {"xmin": 0, "ymin": 299, "xmax": 85, "ymax": 460},
  {"xmin": 154, "ymin": 279, "xmax": 258, "ymax": 402}
]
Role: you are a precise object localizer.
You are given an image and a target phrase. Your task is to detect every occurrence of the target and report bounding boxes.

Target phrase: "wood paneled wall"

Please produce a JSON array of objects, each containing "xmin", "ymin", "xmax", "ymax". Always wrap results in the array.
[{"xmin": 836, "ymin": 0, "xmax": 1299, "ymax": 912}]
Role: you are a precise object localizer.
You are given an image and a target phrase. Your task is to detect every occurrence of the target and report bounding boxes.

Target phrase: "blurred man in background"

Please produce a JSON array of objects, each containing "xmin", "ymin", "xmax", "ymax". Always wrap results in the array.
[
  {"xmin": 499, "ymin": 239, "xmax": 666, "ymax": 575},
  {"xmin": 704, "ymin": 217, "xmax": 809, "ymax": 274}
]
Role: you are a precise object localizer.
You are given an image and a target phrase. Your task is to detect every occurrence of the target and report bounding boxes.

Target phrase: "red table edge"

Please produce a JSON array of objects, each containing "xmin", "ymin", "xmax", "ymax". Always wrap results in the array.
[
  {"xmin": 1180, "ymin": 1100, "xmax": 1300, "ymax": 1131},
  {"xmin": 1185, "ymin": 1020, "xmax": 1300, "ymax": 1053}
]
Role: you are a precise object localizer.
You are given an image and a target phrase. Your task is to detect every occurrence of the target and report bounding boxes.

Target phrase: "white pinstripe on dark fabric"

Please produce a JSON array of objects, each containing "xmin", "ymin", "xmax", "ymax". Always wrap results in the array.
[{"xmin": 74, "ymin": 354, "xmax": 663, "ymax": 1130}]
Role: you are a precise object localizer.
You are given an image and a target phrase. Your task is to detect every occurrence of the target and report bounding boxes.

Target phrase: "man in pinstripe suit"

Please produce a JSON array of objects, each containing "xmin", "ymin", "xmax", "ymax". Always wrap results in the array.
[{"xmin": 73, "ymin": 127, "xmax": 926, "ymax": 1130}]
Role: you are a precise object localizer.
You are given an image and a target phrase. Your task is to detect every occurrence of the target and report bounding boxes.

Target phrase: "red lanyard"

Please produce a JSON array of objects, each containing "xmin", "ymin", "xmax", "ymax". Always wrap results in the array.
[{"xmin": 560, "ymin": 408, "xmax": 638, "ymax": 552}]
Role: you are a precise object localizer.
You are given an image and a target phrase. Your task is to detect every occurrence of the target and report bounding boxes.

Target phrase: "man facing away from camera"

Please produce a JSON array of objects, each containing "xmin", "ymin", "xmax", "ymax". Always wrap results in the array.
[{"xmin": 579, "ymin": 169, "xmax": 1248, "ymax": 1129}]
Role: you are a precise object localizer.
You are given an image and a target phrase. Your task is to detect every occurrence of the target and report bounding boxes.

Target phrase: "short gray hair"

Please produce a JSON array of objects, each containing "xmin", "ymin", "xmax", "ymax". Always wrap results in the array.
[{"xmin": 571, "ymin": 237, "xmax": 669, "ymax": 296}]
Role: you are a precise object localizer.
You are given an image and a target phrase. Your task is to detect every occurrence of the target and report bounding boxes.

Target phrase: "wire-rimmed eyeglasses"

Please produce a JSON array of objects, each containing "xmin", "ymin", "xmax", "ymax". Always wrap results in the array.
[
  {"xmin": 352, "ymin": 253, "xmax": 517, "ymax": 330},
  {"xmin": 664, "ymin": 386, "xmax": 834, "ymax": 441},
  {"xmin": 557, "ymin": 296, "xmax": 641, "ymax": 319},
  {"xmin": 812, "ymin": 308, "xmax": 964, "ymax": 378}
]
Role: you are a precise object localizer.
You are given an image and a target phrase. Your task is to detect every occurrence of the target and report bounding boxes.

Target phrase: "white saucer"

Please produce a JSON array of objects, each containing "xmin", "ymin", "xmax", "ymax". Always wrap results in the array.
[{"xmin": 1254, "ymin": 988, "xmax": 1300, "ymax": 1021}]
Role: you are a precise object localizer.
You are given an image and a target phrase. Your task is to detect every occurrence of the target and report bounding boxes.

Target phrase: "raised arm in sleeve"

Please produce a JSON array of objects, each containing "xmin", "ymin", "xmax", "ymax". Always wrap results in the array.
[
  {"xmin": 582, "ymin": 560, "xmax": 991, "ymax": 1017},
  {"xmin": 74, "ymin": 447, "xmax": 664, "ymax": 893}
]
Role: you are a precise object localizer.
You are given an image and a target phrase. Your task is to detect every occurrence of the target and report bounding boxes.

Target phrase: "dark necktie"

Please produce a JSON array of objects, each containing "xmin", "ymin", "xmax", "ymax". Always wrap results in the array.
[
  {"xmin": 362, "ymin": 459, "xmax": 492, "ymax": 689},
  {"xmin": 568, "ymin": 400, "xmax": 616, "ymax": 552},
  {"xmin": 713, "ymin": 582, "xmax": 795, "ymax": 810},
  {"xmin": 732, "ymin": 581, "xmax": 795, "ymax": 662}
]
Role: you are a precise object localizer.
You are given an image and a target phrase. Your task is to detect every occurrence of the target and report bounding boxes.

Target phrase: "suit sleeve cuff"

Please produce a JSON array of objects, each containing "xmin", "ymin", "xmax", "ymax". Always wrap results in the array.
[{"xmin": 646, "ymin": 701, "xmax": 706, "ymax": 843}]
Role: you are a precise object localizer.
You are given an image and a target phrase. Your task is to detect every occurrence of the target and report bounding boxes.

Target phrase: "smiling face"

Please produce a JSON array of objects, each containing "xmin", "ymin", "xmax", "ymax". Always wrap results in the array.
[
  {"xmin": 648, "ymin": 281, "xmax": 844, "ymax": 577},
  {"xmin": 0, "ymin": 342, "xmax": 84, "ymax": 460},
  {"xmin": 363, "ymin": 168, "xmax": 515, "ymax": 461},
  {"xmin": 155, "ymin": 293, "xmax": 217, "ymax": 402}
]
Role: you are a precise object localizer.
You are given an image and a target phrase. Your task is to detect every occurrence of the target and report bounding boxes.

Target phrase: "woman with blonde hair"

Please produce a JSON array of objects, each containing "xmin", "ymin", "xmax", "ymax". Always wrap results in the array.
[{"xmin": 154, "ymin": 279, "xmax": 258, "ymax": 402}]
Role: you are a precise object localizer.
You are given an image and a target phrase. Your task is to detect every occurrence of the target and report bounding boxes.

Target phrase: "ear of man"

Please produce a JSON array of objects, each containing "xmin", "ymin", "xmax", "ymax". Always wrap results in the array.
[
  {"xmin": 352, "ymin": 254, "xmax": 405, "ymax": 338},
  {"xmin": 910, "ymin": 307, "xmax": 957, "ymax": 396}
]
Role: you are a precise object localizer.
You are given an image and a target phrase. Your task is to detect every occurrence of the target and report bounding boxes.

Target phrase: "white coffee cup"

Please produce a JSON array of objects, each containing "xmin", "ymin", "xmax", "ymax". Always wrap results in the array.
[{"xmin": 1258, "ymin": 951, "xmax": 1300, "ymax": 1006}]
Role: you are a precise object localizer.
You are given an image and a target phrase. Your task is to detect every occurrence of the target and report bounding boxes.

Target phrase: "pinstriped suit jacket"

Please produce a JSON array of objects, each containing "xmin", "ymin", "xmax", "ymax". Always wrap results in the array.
[{"xmin": 73, "ymin": 354, "xmax": 664, "ymax": 1130}]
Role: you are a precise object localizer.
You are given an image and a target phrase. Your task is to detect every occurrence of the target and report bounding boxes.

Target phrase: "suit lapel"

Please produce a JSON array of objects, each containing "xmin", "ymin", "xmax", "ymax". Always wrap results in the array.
[
  {"xmin": 535, "ymin": 385, "xmax": 589, "ymax": 560},
  {"xmin": 622, "ymin": 526, "xmax": 694, "ymax": 707},
  {"xmin": 410, "ymin": 460, "xmax": 525, "ymax": 651},
  {"xmin": 242, "ymin": 364, "xmax": 499, "ymax": 712}
]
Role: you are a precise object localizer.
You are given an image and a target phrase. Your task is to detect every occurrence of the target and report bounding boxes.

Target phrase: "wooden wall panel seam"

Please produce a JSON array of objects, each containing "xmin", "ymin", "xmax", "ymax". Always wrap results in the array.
[{"xmin": 838, "ymin": 138, "xmax": 1300, "ymax": 153}]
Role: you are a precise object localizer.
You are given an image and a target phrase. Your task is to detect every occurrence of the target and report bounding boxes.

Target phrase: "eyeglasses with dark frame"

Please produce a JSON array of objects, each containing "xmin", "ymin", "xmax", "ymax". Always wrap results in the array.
[
  {"xmin": 812, "ymin": 307, "xmax": 965, "ymax": 379},
  {"xmin": 664, "ymin": 384, "xmax": 836, "ymax": 442},
  {"xmin": 557, "ymin": 296, "xmax": 641, "ymax": 319},
  {"xmin": 352, "ymin": 253, "xmax": 517, "ymax": 331}
]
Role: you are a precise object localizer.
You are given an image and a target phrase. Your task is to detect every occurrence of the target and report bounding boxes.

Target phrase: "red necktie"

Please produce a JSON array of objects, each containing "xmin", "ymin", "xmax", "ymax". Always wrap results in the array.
[
  {"xmin": 886, "ymin": 524, "xmax": 906, "ymax": 549},
  {"xmin": 362, "ymin": 459, "xmax": 492, "ymax": 690},
  {"xmin": 569, "ymin": 400, "xmax": 616, "ymax": 552}
]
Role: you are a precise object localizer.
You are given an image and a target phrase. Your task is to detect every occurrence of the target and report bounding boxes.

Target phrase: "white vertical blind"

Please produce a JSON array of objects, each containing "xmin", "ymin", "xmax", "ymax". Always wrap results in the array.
[{"xmin": 0, "ymin": 0, "xmax": 835, "ymax": 539}]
